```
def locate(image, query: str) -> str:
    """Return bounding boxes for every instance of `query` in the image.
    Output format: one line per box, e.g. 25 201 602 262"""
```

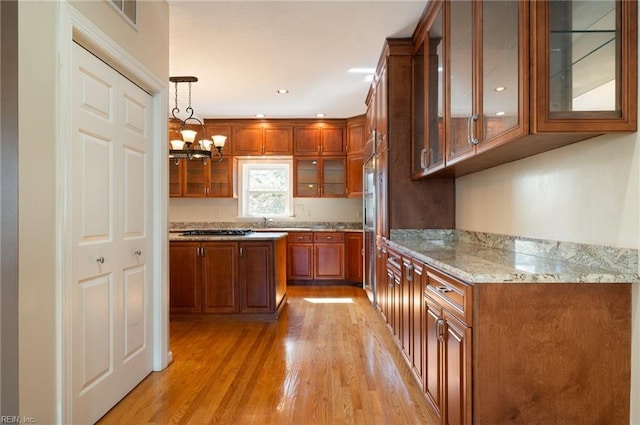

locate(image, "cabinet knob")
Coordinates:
96 256 105 264
134 250 142 256
435 285 453 294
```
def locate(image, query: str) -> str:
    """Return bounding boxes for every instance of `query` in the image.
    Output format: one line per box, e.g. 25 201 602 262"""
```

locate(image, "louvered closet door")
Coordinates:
70 42 153 425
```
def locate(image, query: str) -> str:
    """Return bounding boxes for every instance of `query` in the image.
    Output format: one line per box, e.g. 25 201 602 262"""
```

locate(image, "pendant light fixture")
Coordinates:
169 76 226 165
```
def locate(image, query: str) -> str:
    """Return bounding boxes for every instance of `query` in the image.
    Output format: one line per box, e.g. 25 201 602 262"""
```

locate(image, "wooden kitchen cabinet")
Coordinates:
411 0 637 178
232 123 293 156
182 158 233 198
169 242 201 313
369 39 455 238
293 123 346 156
170 238 287 318
376 238 631 424
344 231 363 283
287 232 314 280
346 116 365 198
314 232 345 280
294 157 346 198
287 231 353 282
169 159 183 197
201 242 237 313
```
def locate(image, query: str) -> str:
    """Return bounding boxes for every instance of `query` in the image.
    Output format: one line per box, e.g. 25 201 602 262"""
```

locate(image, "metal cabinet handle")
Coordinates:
467 114 479 146
405 264 414 282
96 256 105 264
134 250 142 256
240 247 244 257
297 236 304 240
420 148 427 170
435 285 453 293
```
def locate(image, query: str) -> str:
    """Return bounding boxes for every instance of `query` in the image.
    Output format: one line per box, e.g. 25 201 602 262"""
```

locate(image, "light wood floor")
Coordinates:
98 285 439 425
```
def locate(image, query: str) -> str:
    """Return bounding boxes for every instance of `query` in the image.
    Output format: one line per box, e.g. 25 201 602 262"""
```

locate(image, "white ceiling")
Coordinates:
169 0 428 120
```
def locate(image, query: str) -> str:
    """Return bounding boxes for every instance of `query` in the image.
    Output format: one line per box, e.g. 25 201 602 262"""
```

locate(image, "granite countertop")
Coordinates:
389 230 639 284
170 231 288 242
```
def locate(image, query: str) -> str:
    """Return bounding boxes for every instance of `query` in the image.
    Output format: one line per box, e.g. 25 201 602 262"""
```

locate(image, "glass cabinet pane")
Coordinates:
448 0 474 161
482 0 520 141
295 159 319 197
427 7 444 168
183 160 208 196
549 0 619 114
322 158 346 196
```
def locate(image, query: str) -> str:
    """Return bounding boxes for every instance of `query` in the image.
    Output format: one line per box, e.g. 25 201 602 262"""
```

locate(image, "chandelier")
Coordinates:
169 76 226 165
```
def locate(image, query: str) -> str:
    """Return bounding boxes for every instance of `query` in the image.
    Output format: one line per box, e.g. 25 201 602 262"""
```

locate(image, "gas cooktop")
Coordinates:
181 229 254 236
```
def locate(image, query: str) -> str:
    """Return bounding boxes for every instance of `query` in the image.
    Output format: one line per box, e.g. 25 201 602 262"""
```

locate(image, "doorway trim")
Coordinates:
57 4 169 423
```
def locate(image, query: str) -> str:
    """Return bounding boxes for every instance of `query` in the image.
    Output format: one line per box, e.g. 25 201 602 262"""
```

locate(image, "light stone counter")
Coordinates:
388 229 639 284
169 231 288 242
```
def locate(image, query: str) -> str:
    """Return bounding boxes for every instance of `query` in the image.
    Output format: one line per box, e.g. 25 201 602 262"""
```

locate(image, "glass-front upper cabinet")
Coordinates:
446 0 475 165
533 0 637 132
411 4 445 179
481 0 525 145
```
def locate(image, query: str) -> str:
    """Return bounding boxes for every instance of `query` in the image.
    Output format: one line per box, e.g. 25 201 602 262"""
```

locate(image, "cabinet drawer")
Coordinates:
425 266 472 325
314 232 344 243
288 232 313 243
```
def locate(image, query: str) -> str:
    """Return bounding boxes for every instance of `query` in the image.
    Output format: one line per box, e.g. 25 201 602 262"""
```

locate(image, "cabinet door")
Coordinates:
294 158 319 197
321 157 346 197
346 119 365 154
533 0 637 132
263 126 293 155
201 242 238 313
232 126 263 155
183 160 209 197
239 242 273 313
413 6 446 177
375 242 388 320
446 0 476 165
479 0 527 149
346 154 363 198
375 147 388 238
424 296 443 420
345 232 363 283
314 243 344 279
293 127 320 155
443 312 472 425
207 157 233 198
169 159 183 197
169 242 201 313
400 258 412 358
321 127 346 155
411 261 425 380
287 242 314 280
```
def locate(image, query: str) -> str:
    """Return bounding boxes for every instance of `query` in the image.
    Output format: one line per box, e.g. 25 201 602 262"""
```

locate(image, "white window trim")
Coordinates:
237 158 294 219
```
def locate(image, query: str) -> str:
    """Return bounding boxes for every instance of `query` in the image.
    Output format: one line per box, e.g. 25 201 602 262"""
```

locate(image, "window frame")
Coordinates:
237 158 294 219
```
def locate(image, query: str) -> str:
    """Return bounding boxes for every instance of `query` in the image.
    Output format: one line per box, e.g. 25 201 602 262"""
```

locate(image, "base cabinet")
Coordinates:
170 238 287 318
377 241 631 425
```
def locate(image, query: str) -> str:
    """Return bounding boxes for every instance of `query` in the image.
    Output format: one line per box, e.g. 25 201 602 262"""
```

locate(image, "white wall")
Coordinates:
455 131 640 422
169 197 362 223
17 1 169 423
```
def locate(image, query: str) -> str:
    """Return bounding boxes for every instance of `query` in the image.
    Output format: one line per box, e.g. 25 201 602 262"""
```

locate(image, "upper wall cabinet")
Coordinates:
294 123 346 156
231 123 293 156
411 0 637 178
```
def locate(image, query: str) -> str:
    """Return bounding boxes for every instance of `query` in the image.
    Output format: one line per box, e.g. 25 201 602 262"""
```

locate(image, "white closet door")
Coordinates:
70 42 152 425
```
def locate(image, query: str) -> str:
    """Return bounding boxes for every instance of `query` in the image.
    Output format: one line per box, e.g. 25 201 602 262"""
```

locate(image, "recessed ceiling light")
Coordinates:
316 113 326 118
494 86 506 92
277 89 289 94
348 68 376 74
496 111 506 116
255 113 265 118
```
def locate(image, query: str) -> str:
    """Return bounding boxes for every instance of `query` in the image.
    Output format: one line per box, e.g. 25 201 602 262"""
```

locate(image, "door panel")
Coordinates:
71 42 153 424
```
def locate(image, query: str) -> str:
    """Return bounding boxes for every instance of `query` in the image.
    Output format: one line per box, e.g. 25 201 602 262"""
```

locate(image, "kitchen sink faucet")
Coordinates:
262 217 273 228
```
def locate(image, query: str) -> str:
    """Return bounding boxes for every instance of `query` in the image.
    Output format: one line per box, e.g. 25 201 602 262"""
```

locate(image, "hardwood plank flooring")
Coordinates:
97 285 439 425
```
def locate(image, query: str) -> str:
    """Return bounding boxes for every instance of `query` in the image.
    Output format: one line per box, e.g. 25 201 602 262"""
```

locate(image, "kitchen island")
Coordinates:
379 229 637 425
169 230 288 320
